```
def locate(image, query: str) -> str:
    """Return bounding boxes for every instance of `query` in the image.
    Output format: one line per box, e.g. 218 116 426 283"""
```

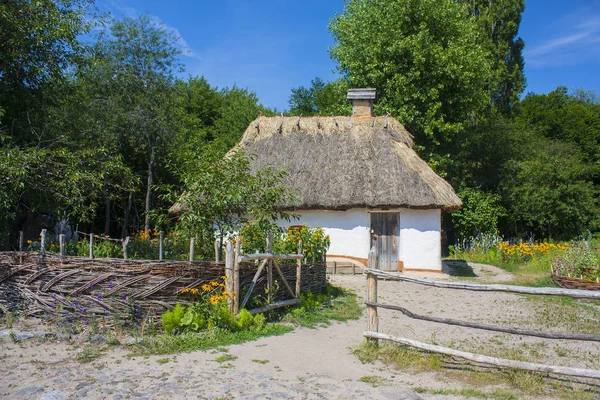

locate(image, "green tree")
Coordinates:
460 0 526 115
288 78 350 116
85 15 183 233
171 151 297 258
329 0 494 170
452 187 506 237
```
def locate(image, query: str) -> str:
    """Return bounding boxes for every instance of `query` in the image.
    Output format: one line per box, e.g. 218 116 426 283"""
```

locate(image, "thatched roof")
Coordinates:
235 115 462 212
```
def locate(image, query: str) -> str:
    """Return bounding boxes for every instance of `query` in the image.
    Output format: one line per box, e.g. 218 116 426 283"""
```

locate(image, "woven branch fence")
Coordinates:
0 251 326 323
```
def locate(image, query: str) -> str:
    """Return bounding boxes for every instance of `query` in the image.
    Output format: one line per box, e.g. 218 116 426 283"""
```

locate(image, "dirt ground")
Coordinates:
1 262 599 399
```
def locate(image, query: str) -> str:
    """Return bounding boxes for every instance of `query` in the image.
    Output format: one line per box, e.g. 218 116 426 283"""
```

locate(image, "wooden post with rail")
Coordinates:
225 241 234 313
266 231 273 303
366 245 378 344
234 239 241 314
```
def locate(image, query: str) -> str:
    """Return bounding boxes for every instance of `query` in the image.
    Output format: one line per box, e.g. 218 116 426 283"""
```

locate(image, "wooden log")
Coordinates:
239 253 304 261
225 242 234 313
247 298 301 315
272 259 296 299
296 240 302 298
363 331 600 380
59 234 66 262
240 259 268 310
234 239 241 314
362 268 600 300
266 231 273 304
159 231 164 261
189 237 195 262
89 232 94 259
366 271 378 343
364 301 600 342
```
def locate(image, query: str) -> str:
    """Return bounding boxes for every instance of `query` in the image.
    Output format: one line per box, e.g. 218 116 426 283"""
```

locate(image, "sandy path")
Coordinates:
1 264 599 399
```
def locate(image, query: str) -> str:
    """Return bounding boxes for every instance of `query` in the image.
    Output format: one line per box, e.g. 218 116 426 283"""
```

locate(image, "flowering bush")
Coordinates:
240 222 330 263
498 241 568 264
161 277 265 334
551 241 600 281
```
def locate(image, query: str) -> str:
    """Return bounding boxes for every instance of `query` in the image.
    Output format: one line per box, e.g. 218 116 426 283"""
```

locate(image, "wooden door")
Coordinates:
370 212 399 271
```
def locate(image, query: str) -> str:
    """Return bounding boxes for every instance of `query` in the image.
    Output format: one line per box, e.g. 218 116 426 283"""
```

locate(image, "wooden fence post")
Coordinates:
366 271 379 344
214 239 220 262
234 239 241 314
59 234 66 262
39 229 47 263
89 232 94 259
122 236 130 260
296 239 303 298
266 231 273 303
367 245 376 270
159 231 164 261
225 242 234 313
189 237 195 262
19 231 24 251
333 261 337 275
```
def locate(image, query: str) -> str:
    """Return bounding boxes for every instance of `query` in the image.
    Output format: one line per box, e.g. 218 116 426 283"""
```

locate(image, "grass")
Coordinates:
355 341 600 399
358 375 390 387
251 359 269 364
76 344 105 363
214 354 238 363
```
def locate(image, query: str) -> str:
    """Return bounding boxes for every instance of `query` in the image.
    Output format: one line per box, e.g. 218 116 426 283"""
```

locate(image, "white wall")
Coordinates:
399 209 442 271
278 208 442 271
278 209 371 260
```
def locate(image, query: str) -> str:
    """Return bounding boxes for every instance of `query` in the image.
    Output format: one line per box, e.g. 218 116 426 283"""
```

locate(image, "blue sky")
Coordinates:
98 0 600 110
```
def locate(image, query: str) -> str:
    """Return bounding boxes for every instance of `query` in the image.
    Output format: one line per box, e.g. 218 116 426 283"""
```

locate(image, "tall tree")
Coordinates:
460 0 526 115
86 15 183 233
329 0 494 172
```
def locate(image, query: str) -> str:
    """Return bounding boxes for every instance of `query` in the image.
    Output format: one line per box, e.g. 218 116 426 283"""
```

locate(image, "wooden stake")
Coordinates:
39 229 47 263
295 240 302 298
234 239 241 314
59 234 66 262
19 231 24 252
266 231 273 304
122 236 130 260
214 239 220 262
89 232 94 259
225 241 234 313
159 231 164 261
247 298 301 315
189 237 195 262
272 259 296 298
366 271 378 344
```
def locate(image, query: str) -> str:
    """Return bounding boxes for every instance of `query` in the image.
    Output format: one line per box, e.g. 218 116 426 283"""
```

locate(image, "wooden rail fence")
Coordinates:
363 268 600 380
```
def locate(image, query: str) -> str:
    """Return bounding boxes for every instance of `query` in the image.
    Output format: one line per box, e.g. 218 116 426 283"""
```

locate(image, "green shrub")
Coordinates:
161 303 185 333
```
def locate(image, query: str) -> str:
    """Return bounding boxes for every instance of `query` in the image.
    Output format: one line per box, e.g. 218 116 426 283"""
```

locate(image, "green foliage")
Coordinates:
239 223 331 263
161 304 185 334
288 78 351 116
552 240 600 281
330 0 494 166
452 188 506 237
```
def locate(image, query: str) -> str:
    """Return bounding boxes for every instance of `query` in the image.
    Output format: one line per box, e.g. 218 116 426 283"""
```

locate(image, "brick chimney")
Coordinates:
347 88 376 117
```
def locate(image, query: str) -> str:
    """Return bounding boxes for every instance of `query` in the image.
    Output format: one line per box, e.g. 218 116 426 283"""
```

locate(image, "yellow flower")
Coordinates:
27 240 32 244
210 295 221 305
210 281 219 287
201 284 212 292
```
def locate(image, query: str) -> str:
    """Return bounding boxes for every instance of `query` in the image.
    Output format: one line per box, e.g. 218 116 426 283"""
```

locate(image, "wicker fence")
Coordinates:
0 251 326 323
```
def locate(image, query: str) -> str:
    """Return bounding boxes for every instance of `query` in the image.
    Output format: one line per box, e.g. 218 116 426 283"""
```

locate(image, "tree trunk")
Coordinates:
121 192 133 239
104 195 111 236
144 150 155 233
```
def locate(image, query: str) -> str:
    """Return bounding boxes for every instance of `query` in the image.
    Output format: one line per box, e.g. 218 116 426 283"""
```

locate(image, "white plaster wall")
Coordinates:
399 209 442 271
277 209 371 259
277 208 442 271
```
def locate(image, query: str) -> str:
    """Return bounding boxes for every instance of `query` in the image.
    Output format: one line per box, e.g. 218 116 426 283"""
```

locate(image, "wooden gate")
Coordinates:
370 212 399 271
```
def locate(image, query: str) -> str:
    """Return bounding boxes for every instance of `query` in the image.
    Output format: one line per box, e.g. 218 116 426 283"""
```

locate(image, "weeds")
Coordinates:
76 345 105 363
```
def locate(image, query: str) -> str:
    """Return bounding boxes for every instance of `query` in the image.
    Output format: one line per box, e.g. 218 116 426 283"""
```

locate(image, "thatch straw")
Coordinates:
235 116 462 211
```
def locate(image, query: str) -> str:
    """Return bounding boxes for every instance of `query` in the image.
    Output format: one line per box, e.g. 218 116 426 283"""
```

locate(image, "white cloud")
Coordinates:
525 11 600 67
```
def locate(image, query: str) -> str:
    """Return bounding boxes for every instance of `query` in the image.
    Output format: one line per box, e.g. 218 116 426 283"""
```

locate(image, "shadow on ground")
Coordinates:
442 259 477 277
